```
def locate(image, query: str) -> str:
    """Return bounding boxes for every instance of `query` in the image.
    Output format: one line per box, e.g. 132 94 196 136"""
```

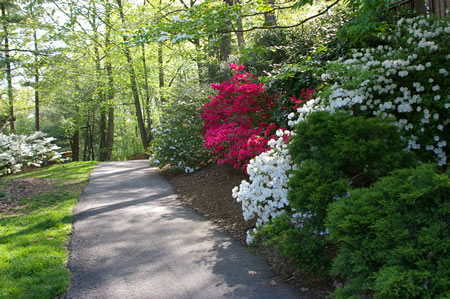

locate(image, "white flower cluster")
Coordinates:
232 129 294 244
0 131 61 176
300 16 449 166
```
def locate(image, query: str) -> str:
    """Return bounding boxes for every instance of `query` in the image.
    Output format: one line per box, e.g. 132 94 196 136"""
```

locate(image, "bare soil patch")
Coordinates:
161 163 333 298
0 178 54 213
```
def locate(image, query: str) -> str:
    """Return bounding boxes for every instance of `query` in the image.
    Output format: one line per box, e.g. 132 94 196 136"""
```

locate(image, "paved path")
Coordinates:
66 160 299 298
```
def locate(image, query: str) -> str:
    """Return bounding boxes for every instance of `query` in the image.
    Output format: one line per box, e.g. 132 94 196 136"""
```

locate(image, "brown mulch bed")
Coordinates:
161 163 334 298
0 178 54 213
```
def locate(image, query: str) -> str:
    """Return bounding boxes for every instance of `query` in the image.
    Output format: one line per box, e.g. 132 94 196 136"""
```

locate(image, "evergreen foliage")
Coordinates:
327 164 450 298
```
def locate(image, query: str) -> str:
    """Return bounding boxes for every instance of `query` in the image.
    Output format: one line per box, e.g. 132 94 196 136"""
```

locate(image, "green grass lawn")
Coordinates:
0 162 97 298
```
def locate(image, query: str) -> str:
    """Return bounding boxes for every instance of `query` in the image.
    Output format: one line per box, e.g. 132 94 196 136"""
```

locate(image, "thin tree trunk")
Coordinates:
99 109 107 160
219 30 231 61
141 43 152 142
105 0 114 160
83 126 89 161
90 1 107 161
71 130 80 161
116 0 148 149
33 26 40 131
1 4 14 131
157 0 165 103
235 16 245 50
106 104 114 159
219 0 233 61
90 120 95 160
158 42 164 103
264 0 277 26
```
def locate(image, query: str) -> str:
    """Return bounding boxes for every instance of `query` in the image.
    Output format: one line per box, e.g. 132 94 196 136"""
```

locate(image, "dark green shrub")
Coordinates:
327 164 450 298
253 213 332 276
288 111 416 230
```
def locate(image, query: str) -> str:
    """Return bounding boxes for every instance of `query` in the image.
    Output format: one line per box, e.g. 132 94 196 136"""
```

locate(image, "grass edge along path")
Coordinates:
0 162 97 298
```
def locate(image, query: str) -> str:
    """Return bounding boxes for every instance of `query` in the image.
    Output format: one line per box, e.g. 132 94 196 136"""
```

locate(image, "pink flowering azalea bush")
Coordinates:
200 64 278 171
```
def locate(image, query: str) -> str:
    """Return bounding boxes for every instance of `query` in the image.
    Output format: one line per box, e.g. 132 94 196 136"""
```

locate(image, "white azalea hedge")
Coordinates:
233 15 449 244
0 132 61 176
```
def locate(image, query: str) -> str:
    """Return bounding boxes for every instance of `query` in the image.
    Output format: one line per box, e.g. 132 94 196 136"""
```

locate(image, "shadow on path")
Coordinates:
66 160 300 298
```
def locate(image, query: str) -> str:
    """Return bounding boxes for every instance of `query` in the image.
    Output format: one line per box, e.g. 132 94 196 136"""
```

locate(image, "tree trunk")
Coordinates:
99 109 107 160
192 39 207 84
106 104 114 159
264 0 277 26
219 0 233 61
83 126 89 161
1 4 14 131
116 0 148 150
158 42 164 103
89 120 95 160
413 0 427 15
71 130 80 161
90 1 108 161
105 0 115 160
33 27 40 131
141 43 152 143
235 0 245 50
219 31 232 61
235 17 245 50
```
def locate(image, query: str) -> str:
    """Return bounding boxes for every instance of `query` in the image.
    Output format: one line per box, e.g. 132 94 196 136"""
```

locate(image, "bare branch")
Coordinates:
219 0 340 33
240 4 296 18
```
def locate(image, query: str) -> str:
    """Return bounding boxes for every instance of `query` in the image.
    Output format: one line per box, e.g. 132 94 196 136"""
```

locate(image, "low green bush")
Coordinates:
253 213 332 276
327 164 450 298
150 85 212 172
288 111 416 232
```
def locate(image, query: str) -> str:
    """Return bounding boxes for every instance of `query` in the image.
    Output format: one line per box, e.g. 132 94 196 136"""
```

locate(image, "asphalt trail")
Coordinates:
65 160 298 298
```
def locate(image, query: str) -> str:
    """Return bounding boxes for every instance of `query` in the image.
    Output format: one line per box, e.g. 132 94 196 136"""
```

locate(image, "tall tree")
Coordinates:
32 24 40 131
219 0 233 61
1 1 15 131
104 0 115 160
88 0 108 160
23 1 47 132
116 0 149 149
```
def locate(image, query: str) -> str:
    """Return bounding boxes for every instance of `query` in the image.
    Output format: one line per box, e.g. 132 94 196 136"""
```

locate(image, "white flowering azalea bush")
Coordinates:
304 15 449 166
0 131 61 176
232 129 293 244
150 85 212 173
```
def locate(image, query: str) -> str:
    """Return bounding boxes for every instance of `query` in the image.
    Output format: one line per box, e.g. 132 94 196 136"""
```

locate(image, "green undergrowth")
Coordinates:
0 162 97 298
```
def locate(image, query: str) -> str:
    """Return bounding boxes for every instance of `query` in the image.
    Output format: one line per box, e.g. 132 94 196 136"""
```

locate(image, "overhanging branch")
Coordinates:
219 0 340 33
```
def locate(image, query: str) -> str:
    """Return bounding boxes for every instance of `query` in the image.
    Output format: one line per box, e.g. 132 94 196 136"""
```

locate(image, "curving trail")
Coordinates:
66 160 299 298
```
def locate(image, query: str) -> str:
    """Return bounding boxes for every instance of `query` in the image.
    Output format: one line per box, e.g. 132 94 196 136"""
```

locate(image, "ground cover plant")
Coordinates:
0 162 96 298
